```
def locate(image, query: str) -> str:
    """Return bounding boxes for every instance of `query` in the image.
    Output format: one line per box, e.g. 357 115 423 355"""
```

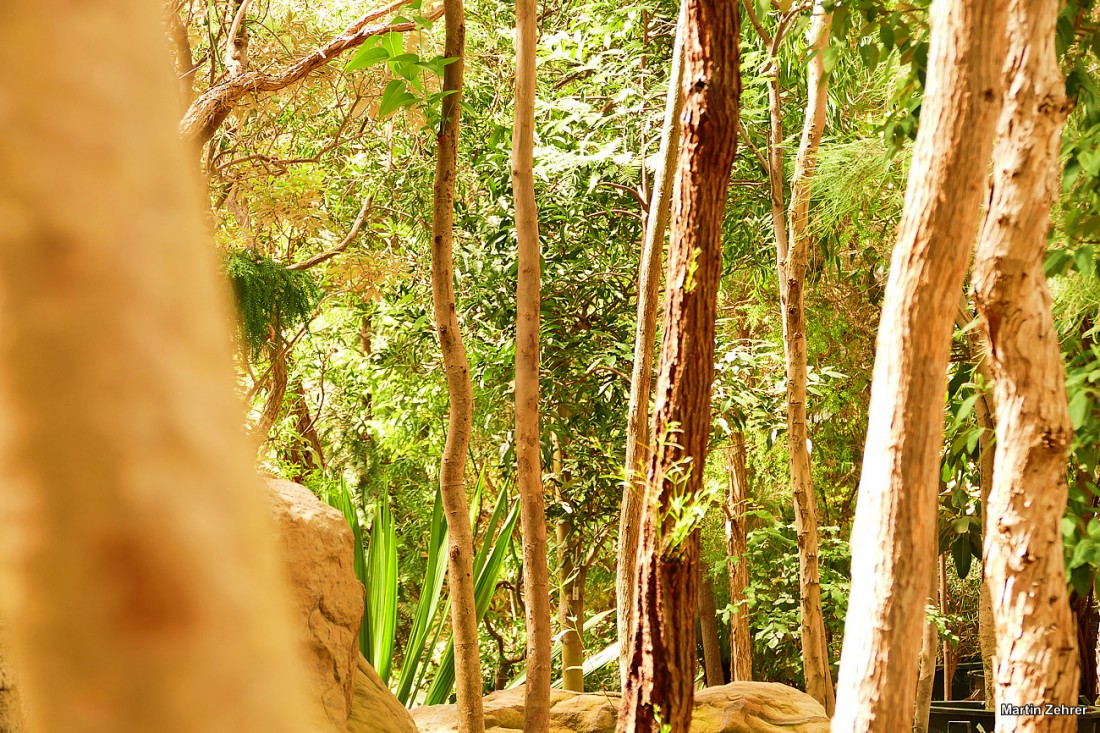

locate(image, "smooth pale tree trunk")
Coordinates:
552 433 585 693
831 1 1008 730
618 4 686 686
773 1 835 712
914 561 939 733
556 520 585 693
725 435 753 681
974 0 1079 727
0 2 317 732
512 0 552 729
429 3 484 732
615 1 741 730
698 562 725 687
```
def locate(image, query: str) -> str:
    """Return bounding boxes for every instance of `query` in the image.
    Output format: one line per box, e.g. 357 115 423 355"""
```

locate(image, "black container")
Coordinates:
928 701 1100 733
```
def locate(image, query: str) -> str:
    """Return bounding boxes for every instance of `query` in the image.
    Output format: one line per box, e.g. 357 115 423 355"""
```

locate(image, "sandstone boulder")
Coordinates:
411 682 829 733
269 477 364 731
348 653 417 733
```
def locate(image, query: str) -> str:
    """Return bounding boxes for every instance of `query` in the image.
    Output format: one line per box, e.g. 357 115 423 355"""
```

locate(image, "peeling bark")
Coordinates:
974 0 1080 728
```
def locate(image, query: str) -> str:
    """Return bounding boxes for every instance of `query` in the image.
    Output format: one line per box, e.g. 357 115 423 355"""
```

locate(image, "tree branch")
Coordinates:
287 196 373 271
180 0 442 147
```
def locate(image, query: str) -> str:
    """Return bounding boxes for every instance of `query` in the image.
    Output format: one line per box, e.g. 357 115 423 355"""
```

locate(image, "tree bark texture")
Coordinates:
429 2 485 732
973 0 1079 727
512 0 552 729
0 2 317 731
615 1 741 730
831 1 1008 730
776 1 834 712
698 562 725 687
914 561 939 733
957 297 1000 710
618 4 686 686
725 436 753 682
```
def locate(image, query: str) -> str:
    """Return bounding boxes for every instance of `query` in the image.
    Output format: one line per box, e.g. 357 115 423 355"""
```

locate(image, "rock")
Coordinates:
267 478 414 733
411 682 830 733
267 478 365 732
347 653 418 733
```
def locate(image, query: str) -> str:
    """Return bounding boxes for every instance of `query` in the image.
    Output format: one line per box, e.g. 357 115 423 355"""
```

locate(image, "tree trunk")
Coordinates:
831 1 1008 729
618 4 686 686
973 0 1080 727
776 1 834 712
975 396 997 709
556 520 585 693
0 2 317 731
615 1 741 730
955 297 998 709
939 554 955 702
914 561 939 733
286 382 325 483
512 0 552 729
725 436 753 682
698 562 725 687
429 2 485 732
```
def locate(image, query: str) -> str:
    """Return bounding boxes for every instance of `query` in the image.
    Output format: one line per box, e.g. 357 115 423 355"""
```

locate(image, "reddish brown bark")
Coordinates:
615 0 741 730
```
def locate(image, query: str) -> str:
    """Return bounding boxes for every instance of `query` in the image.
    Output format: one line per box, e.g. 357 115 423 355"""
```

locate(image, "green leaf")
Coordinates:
951 534 973 578
381 31 405 57
365 498 398 682
346 45 390 71
1069 389 1091 429
378 80 416 117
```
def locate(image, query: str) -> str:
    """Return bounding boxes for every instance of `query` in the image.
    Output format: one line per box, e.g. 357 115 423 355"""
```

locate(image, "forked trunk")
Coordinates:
429 2 485 732
0 2 316 730
618 4 686 685
513 0 552 728
725 435 753 681
973 0 1080 727
615 1 741 730
831 1 1007 729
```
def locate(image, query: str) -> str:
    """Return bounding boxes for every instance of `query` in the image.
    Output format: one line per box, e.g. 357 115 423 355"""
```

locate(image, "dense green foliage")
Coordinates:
178 0 1100 702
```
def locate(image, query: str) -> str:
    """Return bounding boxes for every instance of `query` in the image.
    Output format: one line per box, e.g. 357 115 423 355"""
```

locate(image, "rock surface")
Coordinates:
269 477 365 731
348 653 418 733
411 682 830 733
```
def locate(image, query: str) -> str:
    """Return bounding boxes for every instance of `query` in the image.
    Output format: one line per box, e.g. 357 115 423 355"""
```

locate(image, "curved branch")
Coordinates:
180 0 442 147
287 196 373 271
